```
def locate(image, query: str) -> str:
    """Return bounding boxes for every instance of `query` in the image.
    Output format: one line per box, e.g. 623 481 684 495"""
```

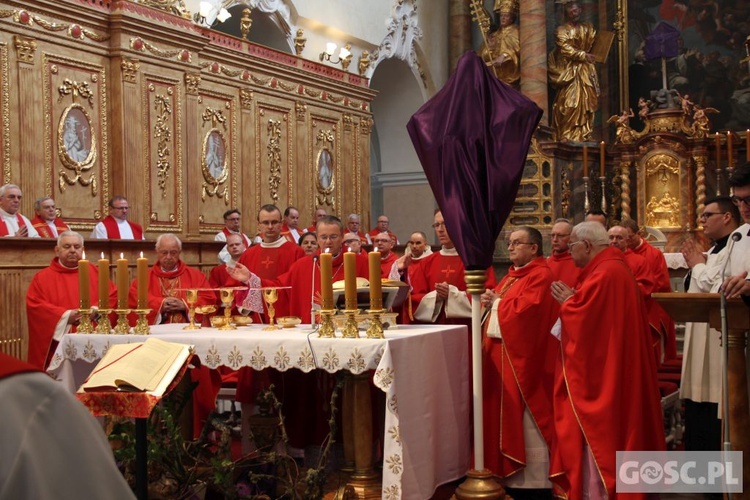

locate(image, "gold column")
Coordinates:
449 0 472 74
184 72 201 238
519 0 549 124
345 372 380 499
619 159 631 220
14 35 41 212
694 155 707 228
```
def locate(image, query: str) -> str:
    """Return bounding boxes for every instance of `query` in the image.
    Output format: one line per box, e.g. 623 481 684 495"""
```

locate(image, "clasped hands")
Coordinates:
550 280 575 304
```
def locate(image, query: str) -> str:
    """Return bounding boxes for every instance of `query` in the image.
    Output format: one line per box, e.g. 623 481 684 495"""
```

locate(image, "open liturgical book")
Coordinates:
79 337 193 397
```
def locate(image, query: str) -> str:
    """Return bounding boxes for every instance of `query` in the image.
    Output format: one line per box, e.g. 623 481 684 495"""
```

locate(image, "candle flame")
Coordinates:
374 246 379 252
140 251 144 258
101 252 104 259
81 250 86 260
324 247 330 253
348 246 352 253
120 252 124 259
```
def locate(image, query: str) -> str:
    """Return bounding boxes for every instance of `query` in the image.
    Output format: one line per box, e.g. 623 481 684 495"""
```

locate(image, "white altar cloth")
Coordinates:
48 323 470 500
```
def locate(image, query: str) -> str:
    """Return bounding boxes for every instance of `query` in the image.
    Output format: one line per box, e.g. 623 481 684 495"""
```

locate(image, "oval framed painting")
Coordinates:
57 103 96 169
202 128 228 184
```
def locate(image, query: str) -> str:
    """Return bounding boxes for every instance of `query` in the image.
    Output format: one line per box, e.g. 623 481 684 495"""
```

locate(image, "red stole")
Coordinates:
379 251 398 278
0 352 39 379
222 227 252 247
102 215 143 239
31 215 69 238
0 213 26 236
482 257 563 491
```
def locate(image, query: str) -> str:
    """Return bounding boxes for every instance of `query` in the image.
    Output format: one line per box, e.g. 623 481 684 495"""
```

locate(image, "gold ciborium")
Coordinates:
183 289 201 330
262 288 279 330
219 288 236 330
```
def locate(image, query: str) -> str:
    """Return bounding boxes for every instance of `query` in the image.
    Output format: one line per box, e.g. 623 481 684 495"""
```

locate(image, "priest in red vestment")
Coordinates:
622 218 677 361
90 195 144 240
411 210 494 324
546 219 579 287
304 207 327 234
550 222 665 499
481 227 563 496
280 206 303 244
214 208 253 263
0 184 39 237
345 213 371 245
371 232 399 278
31 196 69 238
367 214 399 244
26 231 116 369
229 216 370 449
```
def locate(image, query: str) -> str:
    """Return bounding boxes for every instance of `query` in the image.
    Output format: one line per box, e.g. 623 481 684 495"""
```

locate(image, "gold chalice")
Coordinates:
183 289 201 330
219 288 236 330
262 288 279 330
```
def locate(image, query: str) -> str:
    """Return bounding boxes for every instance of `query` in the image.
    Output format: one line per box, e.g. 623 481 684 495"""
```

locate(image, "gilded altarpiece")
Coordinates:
143 76 182 231
197 89 238 234
253 95 293 212
640 150 685 230
43 54 109 227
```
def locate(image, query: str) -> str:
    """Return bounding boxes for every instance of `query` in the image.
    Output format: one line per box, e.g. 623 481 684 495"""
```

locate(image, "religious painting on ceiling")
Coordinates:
627 0 749 130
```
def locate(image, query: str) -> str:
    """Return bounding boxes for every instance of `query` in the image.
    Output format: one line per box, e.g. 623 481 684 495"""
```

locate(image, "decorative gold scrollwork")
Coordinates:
267 119 282 203
153 94 172 198
202 107 227 129
315 129 335 207
201 128 229 205
57 103 97 195
58 78 94 107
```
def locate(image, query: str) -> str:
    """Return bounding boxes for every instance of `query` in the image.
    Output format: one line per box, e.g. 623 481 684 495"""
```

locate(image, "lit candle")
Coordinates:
343 248 357 310
319 249 333 310
716 132 721 167
368 247 382 310
599 141 606 177
727 130 733 168
582 145 588 177
116 253 129 309
137 252 148 309
98 252 110 310
78 251 90 309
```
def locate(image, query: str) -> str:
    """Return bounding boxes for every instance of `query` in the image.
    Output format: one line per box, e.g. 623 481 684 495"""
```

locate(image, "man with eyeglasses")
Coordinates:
30 196 69 238
368 214 399 245
722 163 750 299
479 227 562 497
345 213 371 245
372 233 399 278
342 232 366 255
550 221 664 499
679 196 740 455
547 218 579 287
215 208 253 263
90 195 144 240
0 184 39 238
410 209 495 323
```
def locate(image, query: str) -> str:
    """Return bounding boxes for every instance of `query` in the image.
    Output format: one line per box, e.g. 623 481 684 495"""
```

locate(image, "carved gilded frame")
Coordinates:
315 128 335 206
57 103 97 187
201 127 229 202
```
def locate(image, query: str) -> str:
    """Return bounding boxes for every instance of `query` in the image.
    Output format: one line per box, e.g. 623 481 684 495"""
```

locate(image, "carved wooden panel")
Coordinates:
143 75 182 231
42 53 109 227
0 42 8 184
0 269 25 359
254 94 294 213
197 87 238 233
309 109 342 216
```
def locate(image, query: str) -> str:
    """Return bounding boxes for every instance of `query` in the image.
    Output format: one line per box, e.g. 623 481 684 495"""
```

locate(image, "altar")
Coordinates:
48 323 471 500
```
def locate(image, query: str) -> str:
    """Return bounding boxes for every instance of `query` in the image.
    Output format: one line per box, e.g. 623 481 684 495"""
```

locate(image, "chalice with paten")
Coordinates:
219 288 236 330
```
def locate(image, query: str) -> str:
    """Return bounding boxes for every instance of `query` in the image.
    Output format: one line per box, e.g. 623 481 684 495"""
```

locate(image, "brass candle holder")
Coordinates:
262 288 279 330
133 309 151 335
94 309 113 334
365 309 385 339
113 309 131 334
317 309 336 338
183 289 201 330
341 309 359 338
77 308 95 334
219 288 237 331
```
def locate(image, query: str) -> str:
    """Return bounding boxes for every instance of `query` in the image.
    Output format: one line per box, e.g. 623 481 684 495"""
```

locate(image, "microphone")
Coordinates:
720 231 742 280
719 230 741 461
310 255 318 329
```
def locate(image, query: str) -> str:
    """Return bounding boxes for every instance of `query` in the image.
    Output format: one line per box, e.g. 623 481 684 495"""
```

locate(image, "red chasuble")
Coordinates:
26 258 117 369
546 251 580 288
30 215 69 238
552 247 664 499
101 215 144 240
127 260 214 325
410 250 495 324
237 240 305 319
367 228 399 245
632 239 676 360
0 212 27 236
379 251 398 278
483 257 563 491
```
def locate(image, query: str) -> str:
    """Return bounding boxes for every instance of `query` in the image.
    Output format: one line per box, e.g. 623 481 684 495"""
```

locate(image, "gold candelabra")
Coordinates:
113 309 131 334
341 309 359 338
94 309 113 334
365 309 385 339
133 309 151 335
318 309 336 338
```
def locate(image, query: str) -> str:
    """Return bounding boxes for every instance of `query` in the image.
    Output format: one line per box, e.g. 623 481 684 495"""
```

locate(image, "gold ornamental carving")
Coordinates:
267 119 282 203
14 35 36 64
120 57 140 84
0 43 9 185
240 89 253 109
58 79 94 107
644 152 681 228
240 8 252 40
153 93 173 198
201 107 229 204
295 101 307 122
57 103 97 195
137 0 190 18
294 29 306 56
694 155 707 226
185 73 200 95
342 113 353 131
315 129 335 207
360 117 373 135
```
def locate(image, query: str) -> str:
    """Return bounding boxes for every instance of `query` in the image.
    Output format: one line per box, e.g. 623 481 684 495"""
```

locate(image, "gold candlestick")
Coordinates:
262 288 279 330
94 309 113 334
341 309 359 338
219 288 236 330
365 309 385 339
183 289 201 330
113 309 131 334
318 309 336 338
77 308 94 334
133 309 151 335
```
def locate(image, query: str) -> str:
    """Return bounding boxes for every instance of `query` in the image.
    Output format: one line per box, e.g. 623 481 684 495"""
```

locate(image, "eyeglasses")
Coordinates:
373 239 391 244
507 240 533 248
432 222 446 229
569 240 586 248
731 195 750 206
377 220 389 224
550 233 570 239
698 212 723 220
343 240 358 245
